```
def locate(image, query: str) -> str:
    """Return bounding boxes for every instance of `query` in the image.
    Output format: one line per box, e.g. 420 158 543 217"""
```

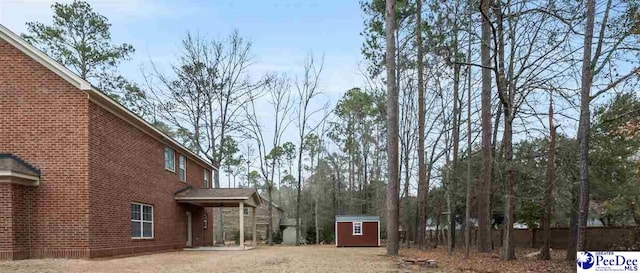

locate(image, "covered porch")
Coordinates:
175 188 262 250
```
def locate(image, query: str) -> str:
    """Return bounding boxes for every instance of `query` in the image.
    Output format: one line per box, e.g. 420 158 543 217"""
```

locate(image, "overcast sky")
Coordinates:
0 0 366 95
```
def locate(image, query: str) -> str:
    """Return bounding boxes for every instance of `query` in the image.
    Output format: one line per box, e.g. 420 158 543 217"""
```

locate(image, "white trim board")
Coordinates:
0 171 40 186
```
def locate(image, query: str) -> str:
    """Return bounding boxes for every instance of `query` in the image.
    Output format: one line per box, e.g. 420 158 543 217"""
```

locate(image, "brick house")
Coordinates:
0 24 261 260
215 197 284 243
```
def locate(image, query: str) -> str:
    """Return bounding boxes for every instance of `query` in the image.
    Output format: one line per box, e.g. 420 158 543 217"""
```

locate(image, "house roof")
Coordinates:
336 215 380 222
258 194 284 211
0 24 214 171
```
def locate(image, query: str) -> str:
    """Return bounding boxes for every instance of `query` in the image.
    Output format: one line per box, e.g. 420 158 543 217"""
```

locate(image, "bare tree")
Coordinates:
243 74 293 246
476 0 577 259
295 54 326 246
574 0 640 253
144 31 258 245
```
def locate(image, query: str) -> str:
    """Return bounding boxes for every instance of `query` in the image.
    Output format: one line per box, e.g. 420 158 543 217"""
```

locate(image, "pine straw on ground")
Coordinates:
400 247 575 273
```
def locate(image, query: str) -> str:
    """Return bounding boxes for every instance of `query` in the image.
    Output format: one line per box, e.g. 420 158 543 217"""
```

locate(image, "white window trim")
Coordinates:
352 221 363 236
165 147 175 172
179 155 186 182
204 169 210 188
131 203 154 239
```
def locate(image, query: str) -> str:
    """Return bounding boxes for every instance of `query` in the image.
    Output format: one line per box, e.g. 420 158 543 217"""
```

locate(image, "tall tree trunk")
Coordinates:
434 196 442 248
385 0 399 256
445 153 453 255
315 197 319 244
577 0 595 252
403 145 410 244
449 61 461 254
296 143 303 245
566 179 579 261
278 168 282 207
267 185 274 245
464 6 473 258
363 145 369 214
539 94 556 260
478 0 493 253
214 165 224 245
349 128 354 212
501 115 516 260
416 0 427 250
494 0 515 259
268 158 277 245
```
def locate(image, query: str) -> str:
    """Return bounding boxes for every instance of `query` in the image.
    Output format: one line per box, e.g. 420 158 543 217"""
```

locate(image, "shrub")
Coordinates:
233 230 253 245
272 230 283 244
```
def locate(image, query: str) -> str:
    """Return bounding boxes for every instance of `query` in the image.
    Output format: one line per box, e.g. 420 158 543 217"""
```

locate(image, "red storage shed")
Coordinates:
335 216 380 247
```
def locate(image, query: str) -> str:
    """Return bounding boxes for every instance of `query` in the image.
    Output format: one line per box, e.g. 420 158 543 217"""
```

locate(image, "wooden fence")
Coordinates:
426 226 639 250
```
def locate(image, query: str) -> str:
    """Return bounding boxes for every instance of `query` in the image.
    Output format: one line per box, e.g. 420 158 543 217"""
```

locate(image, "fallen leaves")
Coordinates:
399 246 574 273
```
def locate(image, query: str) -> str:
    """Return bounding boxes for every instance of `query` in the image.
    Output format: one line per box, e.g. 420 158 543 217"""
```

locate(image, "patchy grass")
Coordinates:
399 246 575 273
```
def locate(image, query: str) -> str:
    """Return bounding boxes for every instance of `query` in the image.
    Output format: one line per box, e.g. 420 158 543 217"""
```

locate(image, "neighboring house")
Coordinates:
215 196 284 243
0 24 261 260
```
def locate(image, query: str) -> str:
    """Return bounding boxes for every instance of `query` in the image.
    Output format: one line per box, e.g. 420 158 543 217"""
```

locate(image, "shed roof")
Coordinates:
336 215 380 222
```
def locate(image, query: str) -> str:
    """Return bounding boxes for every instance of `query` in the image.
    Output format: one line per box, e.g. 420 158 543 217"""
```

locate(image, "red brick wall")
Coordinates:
0 39 91 259
336 221 379 247
11 184 32 260
203 208 213 245
0 184 13 259
87 102 210 257
1 38 214 259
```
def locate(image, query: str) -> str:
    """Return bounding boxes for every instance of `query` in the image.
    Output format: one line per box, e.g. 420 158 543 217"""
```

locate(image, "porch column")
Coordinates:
239 202 245 248
252 206 257 246
212 209 216 246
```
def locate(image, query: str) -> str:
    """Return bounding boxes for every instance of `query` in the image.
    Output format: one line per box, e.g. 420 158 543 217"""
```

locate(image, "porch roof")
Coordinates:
0 154 40 186
174 187 262 208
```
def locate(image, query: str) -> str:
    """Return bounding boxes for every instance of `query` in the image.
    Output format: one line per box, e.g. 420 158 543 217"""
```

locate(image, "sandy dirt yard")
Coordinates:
0 245 576 273
0 245 400 273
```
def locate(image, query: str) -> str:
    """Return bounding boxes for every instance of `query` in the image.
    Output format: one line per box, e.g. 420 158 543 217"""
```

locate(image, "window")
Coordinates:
131 203 153 239
204 169 210 188
352 222 363 236
203 213 208 229
243 207 249 216
179 155 186 182
164 147 175 172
